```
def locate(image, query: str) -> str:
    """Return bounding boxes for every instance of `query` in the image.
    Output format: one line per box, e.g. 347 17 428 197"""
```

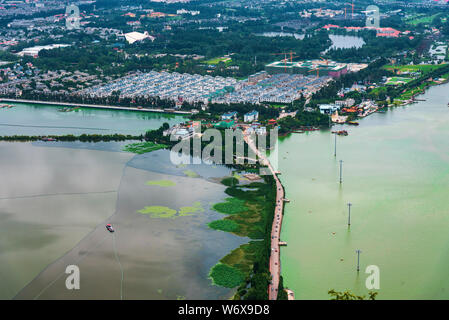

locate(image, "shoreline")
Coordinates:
244 134 290 300
0 98 192 115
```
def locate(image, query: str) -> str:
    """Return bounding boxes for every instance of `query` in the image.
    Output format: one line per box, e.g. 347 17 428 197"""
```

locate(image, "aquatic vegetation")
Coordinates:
208 219 240 232
207 177 277 299
183 170 200 178
212 198 248 215
220 242 265 275
209 263 245 288
221 177 239 187
123 141 167 154
138 201 203 219
145 180 176 187
137 206 177 219
178 201 204 216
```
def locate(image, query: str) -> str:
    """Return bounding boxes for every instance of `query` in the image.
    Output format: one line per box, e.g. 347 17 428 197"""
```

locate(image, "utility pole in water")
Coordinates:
356 249 362 272
334 134 337 157
347 202 352 226
339 160 343 184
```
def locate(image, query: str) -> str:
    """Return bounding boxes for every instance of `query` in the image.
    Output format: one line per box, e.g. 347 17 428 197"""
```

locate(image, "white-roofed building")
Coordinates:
124 31 155 44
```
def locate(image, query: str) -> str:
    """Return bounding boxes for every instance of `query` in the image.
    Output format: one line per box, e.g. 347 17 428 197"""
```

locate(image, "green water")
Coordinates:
275 83 449 299
0 103 186 136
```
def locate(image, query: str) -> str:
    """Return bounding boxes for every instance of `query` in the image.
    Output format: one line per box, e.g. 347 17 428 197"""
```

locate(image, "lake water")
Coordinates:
274 83 449 299
0 102 186 136
0 103 245 300
254 33 364 55
322 35 366 55
328 35 365 50
255 32 305 40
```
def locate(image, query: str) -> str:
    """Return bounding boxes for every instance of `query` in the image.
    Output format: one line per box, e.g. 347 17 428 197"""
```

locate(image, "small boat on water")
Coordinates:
332 130 348 136
347 121 359 126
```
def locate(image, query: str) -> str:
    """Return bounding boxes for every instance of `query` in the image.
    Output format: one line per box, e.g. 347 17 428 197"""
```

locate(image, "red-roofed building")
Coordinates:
376 27 400 38
322 24 341 30
346 26 363 32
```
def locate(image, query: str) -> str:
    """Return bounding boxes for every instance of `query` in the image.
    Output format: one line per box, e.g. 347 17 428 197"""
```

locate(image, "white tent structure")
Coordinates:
124 31 155 44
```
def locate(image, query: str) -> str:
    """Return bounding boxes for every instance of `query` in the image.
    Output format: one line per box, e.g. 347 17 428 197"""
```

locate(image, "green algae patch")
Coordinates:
123 142 167 154
208 219 240 232
212 198 248 215
138 206 177 219
209 263 245 288
183 170 200 178
145 180 176 187
179 201 204 216
138 201 203 219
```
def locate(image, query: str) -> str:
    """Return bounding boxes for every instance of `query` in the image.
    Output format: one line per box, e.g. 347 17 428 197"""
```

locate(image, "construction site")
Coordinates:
265 58 348 78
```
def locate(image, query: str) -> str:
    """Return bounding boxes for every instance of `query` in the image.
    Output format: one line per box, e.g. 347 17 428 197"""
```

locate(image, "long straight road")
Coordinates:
244 134 286 300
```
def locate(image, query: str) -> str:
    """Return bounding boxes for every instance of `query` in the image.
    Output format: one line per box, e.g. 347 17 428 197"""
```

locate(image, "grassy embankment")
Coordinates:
376 64 449 104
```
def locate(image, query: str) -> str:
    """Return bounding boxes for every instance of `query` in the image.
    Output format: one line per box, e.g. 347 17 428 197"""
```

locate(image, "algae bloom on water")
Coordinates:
208 219 240 232
212 198 248 215
178 201 204 216
145 180 176 187
209 263 245 288
137 206 177 219
123 141 167 154
183 170 200 178
138 201 204 219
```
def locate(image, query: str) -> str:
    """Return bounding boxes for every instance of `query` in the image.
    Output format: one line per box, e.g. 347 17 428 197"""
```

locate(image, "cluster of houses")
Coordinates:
221 110 259 122
319 98 379 122
219 110 270 134
163 121 201 140
163 111 270 141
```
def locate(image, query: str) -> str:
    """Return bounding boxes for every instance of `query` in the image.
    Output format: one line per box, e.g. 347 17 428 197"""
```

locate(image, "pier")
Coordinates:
285 289 295 300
